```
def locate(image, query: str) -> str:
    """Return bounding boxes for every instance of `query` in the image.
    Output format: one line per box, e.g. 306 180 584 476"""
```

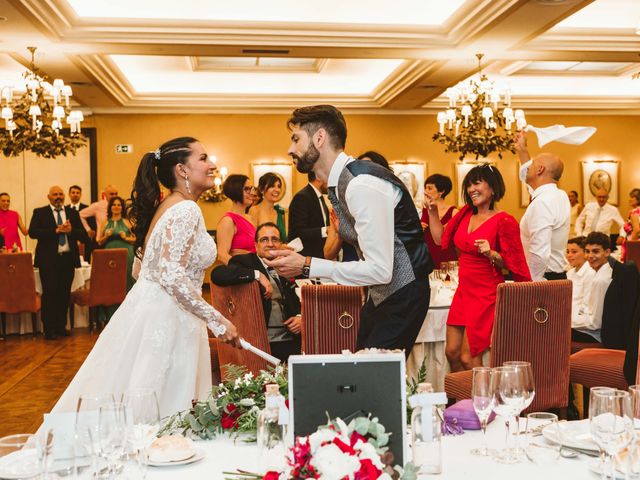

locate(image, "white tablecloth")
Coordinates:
146 420 597 479
4 266 91 335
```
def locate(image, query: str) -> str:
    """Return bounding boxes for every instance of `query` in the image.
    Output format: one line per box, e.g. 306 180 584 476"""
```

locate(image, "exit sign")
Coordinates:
115 144 133 154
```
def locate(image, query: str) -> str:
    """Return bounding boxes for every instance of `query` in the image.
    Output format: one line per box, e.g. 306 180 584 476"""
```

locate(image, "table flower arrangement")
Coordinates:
159 364 288 440
225 416 418 480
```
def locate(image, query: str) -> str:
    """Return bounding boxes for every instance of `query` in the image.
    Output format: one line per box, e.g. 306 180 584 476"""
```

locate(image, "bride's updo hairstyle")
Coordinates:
127 136 198 256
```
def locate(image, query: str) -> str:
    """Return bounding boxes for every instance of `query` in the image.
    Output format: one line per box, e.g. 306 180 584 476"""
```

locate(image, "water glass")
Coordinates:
470 367 494 456
122 388 160 477
0 434 41 479
503 361 536 455
524 413 560 464
590 389 634 480
491 366 526 464
98 402 127 476
40 429 97 479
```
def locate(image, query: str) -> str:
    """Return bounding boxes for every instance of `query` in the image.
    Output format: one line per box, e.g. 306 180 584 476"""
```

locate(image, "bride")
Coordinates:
49 137 240 417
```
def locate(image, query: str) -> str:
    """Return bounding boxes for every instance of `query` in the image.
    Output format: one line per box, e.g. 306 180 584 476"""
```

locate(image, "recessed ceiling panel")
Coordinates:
552 0 640 29
489 75 640 96
66 0 466 25
110 55 405 95
517 61 633 74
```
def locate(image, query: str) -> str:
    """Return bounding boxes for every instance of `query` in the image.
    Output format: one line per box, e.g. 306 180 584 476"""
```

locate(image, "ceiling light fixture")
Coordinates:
0 47 86 158
432 53 526 161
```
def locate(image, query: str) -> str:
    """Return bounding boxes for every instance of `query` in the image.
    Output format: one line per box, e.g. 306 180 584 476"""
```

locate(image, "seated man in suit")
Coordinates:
211 222 301 361
571 232 613 344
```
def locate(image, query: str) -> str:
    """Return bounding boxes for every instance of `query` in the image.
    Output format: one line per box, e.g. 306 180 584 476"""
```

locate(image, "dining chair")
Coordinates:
444 280 572 414
68 249 128 332
209 280 270 376
0 252 40 337
300 284 364 354
626 240 640 272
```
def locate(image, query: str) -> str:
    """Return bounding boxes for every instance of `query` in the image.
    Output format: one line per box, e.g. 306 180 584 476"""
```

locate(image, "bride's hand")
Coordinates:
217 319 242 348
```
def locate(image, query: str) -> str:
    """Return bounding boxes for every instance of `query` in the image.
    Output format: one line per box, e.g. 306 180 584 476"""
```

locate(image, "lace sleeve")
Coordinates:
154 203 227 336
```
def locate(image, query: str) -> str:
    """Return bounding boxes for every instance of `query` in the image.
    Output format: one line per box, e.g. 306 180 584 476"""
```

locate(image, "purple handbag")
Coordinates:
443 399 496 430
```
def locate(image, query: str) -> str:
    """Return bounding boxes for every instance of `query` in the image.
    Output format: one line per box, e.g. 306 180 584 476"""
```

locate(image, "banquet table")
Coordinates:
146 419 600 479
407 281 455 390
3 265 91 335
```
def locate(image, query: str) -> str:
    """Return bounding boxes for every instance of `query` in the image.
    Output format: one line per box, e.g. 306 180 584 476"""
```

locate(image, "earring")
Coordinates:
184 175 191 194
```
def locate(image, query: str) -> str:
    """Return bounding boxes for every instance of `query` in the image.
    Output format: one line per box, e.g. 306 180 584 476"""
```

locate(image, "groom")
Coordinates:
265 105 432 355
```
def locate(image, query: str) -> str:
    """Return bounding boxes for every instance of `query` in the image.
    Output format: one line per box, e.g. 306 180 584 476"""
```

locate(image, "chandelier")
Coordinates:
432 53 526 161
0 47 86 159
200 161 228 202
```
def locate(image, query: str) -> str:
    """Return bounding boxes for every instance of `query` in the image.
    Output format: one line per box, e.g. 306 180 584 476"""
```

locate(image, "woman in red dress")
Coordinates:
420 174 458 268
426 164 531 371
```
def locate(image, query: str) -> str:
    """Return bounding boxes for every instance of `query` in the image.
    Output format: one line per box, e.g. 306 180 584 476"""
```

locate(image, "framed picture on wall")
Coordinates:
454 161 496 207
390 161 427 206
251 162 294 207
581 160 619 206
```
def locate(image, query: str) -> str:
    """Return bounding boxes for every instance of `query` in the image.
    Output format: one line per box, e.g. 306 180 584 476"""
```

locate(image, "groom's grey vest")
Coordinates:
328 159 433 306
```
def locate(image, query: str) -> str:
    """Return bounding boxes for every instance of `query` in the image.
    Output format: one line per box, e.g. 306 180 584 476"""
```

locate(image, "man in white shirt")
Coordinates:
515 131 571 281
571 232 613 343
574 189 625 240
79 184 118 239
265 105 433 354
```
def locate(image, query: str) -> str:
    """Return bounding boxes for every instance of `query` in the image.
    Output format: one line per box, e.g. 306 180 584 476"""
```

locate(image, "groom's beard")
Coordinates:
291 143 320 174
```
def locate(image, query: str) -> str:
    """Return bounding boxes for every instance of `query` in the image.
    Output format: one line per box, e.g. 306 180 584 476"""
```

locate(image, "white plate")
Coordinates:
148 448 205 467
0 449 41 479
541 419 599 452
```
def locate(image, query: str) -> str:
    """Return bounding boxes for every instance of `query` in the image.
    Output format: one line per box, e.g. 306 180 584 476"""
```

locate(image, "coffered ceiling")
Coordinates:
1 0 639 114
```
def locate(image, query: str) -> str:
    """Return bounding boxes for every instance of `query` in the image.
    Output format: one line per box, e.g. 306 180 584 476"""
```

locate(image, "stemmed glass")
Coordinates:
122 388 160 477
491 366 526 464
76 393 115 477
627 385 640 477
590 389 634 479
98 402 127 477
470 367 494 456
503 361 535 457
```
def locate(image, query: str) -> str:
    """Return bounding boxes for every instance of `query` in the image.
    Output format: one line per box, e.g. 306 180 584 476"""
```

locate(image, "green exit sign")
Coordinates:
115 144 133 154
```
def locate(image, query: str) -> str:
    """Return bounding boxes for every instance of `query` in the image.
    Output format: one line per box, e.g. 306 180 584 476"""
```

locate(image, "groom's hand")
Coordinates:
263 249 305 278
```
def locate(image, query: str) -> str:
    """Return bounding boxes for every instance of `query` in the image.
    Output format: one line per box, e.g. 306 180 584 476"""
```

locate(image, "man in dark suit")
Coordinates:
67 184 94 262
287 171 329 259
211 222 301 361
29 185 87 339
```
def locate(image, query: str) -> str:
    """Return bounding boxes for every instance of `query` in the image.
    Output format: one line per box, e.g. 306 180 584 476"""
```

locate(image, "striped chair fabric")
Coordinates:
569 348 628 390
445 280 572 413
571 341 603 354
301 285 363 354
627 241 640 272
210 281 271 376
0 252 40 337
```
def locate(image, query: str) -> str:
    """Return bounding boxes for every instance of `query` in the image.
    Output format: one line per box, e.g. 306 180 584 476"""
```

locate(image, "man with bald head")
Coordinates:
29 186 86 339
515 132 571 281
575 188 625 240
80 184 118 239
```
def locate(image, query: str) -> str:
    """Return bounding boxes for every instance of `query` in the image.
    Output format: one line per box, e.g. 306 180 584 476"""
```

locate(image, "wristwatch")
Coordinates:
301 256 312 278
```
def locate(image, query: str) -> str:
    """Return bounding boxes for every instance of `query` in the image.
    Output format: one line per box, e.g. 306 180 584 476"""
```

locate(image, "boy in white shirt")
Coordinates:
571 232 613 343
566 236 596 322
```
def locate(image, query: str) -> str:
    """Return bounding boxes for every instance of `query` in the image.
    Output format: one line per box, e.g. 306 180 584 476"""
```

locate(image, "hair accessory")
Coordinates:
153 149 161 161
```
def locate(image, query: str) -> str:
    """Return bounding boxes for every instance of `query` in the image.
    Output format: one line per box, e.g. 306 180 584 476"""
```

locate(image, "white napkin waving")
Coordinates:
526 124 596 148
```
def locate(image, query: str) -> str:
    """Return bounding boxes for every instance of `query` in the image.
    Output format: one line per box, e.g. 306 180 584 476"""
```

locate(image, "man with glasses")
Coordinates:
210 222 301 361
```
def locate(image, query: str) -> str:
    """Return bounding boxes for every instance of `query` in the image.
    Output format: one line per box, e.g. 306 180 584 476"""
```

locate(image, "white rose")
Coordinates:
310 443 360 480
353 440 384 470
308 429 338 452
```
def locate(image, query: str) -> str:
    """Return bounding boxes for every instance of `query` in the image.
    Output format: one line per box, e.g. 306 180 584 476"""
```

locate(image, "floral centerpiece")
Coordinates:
225 416 418 480
159 364 288 440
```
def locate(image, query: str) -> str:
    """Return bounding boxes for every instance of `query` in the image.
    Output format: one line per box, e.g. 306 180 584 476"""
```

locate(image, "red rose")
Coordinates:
263 471 280 480
220 403 240 429
349 431 367 447
333 437 355 455
354 459 381 480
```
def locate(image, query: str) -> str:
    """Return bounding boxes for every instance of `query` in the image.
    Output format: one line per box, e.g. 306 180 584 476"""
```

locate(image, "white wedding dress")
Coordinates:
49 200 224 418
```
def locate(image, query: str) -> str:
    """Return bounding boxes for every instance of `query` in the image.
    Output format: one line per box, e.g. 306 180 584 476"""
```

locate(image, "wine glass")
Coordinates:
503 361 535 457
76 393 115 477
122 388 160 477
590 389 634 480
470 367 494 456
98 402 127 476
491 366 526 464
628 385 640 477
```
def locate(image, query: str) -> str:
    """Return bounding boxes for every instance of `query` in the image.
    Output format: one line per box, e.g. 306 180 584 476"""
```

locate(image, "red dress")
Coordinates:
421 205 458 269
443 206 531 357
